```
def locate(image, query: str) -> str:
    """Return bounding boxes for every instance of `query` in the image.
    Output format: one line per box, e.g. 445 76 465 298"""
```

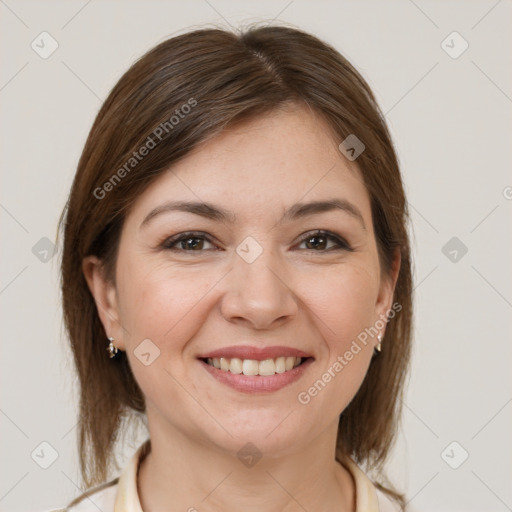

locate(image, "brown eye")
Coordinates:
162 232 216 252
297 230 352 252
160 230 352 254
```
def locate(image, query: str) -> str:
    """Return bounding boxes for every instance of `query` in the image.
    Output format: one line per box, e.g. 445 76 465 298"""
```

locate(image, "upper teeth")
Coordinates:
206 356 302 376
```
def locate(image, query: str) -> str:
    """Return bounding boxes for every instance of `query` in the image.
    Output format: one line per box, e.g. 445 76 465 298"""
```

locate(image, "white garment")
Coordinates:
45 439 400 511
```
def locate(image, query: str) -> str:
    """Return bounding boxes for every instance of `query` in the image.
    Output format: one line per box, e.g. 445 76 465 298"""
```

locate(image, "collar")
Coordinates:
338 454 381 511
114 440 380 511
114 439 149 512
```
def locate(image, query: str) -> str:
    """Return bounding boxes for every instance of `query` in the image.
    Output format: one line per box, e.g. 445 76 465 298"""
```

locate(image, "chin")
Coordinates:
200 406 315 461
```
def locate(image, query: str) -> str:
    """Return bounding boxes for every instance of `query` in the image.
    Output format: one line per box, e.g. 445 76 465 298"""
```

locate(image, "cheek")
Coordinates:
116 257 214 349
307 262 379 379
303 260 380 344
294 263 379 422
115 262 217 406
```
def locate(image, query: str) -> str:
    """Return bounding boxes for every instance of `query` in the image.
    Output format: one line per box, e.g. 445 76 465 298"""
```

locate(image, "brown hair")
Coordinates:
59 23 412 510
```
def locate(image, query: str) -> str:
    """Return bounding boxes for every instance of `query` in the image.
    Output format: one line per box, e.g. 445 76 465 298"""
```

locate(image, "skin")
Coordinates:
84 103 400 512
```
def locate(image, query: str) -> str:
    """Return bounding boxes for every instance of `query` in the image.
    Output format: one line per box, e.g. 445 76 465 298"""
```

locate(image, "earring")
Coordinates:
107 337 120 359
375 334 382 354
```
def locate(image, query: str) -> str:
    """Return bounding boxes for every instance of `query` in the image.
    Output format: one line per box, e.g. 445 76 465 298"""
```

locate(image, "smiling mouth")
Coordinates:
201 356 310 376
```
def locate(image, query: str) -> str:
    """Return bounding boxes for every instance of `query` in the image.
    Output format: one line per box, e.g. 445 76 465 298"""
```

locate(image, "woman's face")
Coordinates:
86 104 399 458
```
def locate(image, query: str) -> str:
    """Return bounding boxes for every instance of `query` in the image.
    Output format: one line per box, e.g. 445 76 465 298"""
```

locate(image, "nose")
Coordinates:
220 243 298 330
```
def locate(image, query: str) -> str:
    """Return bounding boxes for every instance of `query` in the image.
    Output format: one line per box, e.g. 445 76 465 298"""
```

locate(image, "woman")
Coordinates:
53 23 413 512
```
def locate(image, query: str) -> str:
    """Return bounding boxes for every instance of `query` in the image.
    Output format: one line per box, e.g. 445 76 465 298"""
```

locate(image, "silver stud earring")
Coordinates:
375 334 382 354
107 337 119 359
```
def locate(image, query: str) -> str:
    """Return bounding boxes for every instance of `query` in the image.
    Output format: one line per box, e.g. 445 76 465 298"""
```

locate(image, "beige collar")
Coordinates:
114 440 380 511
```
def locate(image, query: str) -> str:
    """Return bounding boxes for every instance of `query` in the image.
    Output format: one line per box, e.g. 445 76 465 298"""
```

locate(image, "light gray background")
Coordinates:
1 1 511 511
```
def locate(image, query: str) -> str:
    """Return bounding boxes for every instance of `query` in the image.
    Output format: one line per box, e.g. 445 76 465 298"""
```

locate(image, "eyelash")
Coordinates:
160 230 353 254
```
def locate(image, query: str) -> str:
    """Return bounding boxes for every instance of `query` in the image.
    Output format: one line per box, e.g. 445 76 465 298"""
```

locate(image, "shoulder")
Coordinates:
375 487 401 511
338 453 409 512
44 439 150 512
376 487 423 512
41 479 118 512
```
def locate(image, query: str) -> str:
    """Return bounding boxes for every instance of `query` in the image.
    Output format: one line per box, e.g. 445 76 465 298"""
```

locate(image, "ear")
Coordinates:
82 255 126 351
375 247 401 335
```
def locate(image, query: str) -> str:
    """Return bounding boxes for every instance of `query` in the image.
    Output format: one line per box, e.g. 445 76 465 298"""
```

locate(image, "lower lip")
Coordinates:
199 358 313 393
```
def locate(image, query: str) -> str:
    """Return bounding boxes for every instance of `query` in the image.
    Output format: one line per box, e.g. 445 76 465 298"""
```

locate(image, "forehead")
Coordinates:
127 105 372 226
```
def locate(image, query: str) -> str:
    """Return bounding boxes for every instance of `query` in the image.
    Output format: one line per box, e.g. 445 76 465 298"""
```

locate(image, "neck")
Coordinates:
137 412 355 512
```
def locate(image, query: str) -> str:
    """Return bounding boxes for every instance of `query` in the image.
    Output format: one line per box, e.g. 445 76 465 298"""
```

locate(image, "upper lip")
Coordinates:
198 345 313 361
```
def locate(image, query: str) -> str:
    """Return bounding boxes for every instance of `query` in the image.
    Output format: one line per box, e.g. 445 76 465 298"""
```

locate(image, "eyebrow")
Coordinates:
140 198 366 230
